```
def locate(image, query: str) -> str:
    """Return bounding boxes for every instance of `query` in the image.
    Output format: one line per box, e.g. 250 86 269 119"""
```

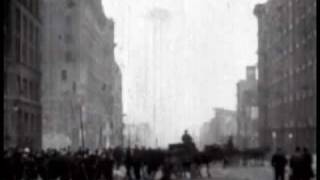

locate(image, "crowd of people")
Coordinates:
2 146 172 180
1 130 201 180
271 146 314 180
2 131 315 180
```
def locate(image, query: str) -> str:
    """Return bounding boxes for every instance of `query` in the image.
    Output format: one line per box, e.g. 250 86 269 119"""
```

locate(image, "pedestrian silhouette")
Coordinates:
301 147 314 180
182 130 193 145
271 147 287 180
289 146 303 180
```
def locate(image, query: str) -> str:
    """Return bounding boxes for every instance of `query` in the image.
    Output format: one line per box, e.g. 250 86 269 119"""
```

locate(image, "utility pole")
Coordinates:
99 126 103 148
79 103 85 148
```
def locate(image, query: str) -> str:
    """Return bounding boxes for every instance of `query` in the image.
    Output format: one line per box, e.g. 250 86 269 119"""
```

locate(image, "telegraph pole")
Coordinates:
79 104 85 148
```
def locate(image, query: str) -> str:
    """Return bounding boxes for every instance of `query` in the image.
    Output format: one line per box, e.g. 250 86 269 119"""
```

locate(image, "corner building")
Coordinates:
254 0 316 153
4 0 42 150
41 0 123 149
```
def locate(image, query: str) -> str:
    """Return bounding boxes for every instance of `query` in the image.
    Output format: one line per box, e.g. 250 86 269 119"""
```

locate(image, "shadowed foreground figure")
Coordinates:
301 147 314 180
288 146 315 180
271 148 287 180
289 147 303 180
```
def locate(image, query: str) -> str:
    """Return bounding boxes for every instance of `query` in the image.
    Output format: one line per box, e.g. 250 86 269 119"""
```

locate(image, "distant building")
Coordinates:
4 0 42 150
213 108 237 144
236 66 259 149
123 122 153 148
199 108 237 148
41 0 123 149
254 0 316 153
199 121 211 149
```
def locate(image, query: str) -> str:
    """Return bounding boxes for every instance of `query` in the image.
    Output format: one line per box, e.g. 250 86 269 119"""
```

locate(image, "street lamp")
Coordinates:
288 133 293 153
77 96 85 148
272 131 277 151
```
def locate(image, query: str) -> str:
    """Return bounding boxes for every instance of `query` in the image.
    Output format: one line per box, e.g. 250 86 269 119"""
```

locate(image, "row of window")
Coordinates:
17 75 40 101
18 110 40 134
268 89 314 108
61 70 108 93
294 5 315 26
15 8 40 69
282 119 314 128
16 7 39 46
16 36 39 69
264 4 315 51
264 0 315 18
270 58 314 85
268 30 315 63
269 118 314 129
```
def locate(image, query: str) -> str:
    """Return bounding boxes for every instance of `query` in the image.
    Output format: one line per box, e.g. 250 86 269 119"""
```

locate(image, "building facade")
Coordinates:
41 0 123 149
4 0 42 150
236 66 259 149
254 0 316 153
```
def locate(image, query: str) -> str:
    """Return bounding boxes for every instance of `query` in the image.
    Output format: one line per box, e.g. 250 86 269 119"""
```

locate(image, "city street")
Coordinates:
195 165 273 180
3 0 316 180
178 162 317 180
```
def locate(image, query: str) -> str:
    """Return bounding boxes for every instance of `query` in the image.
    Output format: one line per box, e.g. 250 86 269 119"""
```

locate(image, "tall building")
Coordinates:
4 0 42 150
41 0 123 149
254 0 316 153
236 66 259 149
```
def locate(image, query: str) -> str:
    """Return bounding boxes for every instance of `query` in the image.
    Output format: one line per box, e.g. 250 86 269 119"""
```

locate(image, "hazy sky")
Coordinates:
102 0 266 147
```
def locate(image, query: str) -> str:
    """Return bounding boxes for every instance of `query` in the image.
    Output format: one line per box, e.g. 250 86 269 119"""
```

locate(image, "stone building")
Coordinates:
236 66 259 149
254 0 316 153
41 0 123 149
4 0 42 150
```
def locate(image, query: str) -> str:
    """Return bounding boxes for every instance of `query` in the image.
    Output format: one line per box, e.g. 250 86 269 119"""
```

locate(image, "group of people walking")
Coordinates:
2 130 315 180
2 146 173 180
1 131 202 180
271 146 315 180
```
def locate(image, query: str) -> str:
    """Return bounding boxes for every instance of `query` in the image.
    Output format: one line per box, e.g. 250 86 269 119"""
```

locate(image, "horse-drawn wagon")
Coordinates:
167 143 198 178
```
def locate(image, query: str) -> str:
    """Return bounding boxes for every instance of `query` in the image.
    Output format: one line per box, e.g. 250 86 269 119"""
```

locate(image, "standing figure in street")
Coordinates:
133 147 142 180
271 148 287 180
161 156 173 180
182 130 193 145
301 147 314 180
289 147 303 180
102 150 114 180
125 148 133 180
